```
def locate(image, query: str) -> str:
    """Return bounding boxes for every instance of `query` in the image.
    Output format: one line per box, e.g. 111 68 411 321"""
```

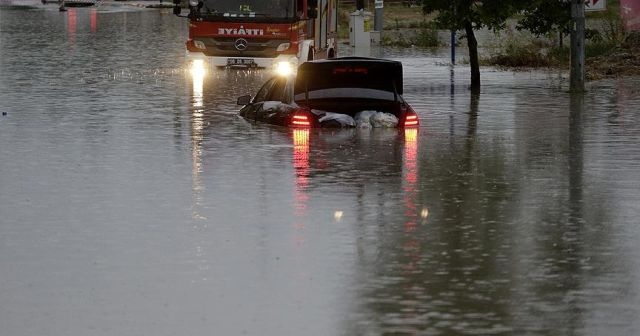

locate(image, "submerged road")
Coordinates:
1 6 640 336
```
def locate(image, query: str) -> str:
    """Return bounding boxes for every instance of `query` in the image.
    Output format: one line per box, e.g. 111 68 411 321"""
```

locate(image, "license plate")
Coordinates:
227 58 256 67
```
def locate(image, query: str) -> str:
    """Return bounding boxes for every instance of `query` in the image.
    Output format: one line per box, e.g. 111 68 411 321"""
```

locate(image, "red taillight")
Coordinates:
403 108 419 127
292 114 311 127
404 114 419 127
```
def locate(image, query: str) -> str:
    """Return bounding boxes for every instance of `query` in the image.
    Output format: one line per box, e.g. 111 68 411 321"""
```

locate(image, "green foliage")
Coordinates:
422 0 524 90
517 0 572 36
586 40 618 58
416 26 441 47
422 0 521 31
547 45 570 65
381 26 441 48
587 0 626 45
337 7 350 38
391 19 434 29
486 42 550 67
517 0 625 44
482 33 621 68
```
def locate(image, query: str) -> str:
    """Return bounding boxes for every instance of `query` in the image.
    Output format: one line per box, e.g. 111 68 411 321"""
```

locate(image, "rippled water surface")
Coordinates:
2 7 640 336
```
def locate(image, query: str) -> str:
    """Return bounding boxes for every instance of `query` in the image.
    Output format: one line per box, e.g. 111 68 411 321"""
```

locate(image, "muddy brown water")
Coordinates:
2 7 640 336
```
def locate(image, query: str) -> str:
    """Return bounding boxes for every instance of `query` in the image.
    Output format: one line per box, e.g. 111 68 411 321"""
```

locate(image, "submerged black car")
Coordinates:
237 57 419 128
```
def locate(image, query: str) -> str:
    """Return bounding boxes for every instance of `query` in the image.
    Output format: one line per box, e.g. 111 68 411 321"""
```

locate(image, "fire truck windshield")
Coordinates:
200 0 297 18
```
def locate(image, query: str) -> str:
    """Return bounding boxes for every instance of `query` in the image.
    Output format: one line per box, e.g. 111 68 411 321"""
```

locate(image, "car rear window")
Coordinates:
294 59 403 103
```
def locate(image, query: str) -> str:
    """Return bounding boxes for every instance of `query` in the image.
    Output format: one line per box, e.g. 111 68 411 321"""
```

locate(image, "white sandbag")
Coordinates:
318 112 356 127
354 110 377 128
263 101 283 110
370 112 398 128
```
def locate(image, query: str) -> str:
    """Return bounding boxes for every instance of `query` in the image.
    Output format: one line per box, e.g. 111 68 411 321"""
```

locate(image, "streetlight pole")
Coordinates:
570 0 585 92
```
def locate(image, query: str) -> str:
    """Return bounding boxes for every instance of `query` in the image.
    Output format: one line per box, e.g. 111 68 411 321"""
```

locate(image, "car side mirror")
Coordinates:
172 0 181 15
237 95 252 105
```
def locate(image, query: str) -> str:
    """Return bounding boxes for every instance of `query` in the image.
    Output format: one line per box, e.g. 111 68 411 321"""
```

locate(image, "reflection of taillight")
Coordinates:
402 107 419 128
291 111 312 127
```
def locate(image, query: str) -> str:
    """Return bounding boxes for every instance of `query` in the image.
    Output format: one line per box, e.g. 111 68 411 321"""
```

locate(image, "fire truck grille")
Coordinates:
201 37 291 58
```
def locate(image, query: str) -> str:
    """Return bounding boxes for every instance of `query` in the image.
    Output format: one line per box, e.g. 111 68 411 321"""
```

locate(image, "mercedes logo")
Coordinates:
234 38 248 51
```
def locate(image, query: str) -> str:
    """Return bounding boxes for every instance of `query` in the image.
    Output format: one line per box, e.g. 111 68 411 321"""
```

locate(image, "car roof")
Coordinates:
294 57 403 96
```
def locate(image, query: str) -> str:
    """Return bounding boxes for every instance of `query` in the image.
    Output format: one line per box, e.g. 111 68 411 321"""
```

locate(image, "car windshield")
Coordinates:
200 0 296 18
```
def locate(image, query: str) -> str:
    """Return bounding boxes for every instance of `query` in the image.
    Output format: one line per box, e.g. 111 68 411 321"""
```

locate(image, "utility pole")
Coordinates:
570 0 585 92
374 0 383 32
450 1 455 65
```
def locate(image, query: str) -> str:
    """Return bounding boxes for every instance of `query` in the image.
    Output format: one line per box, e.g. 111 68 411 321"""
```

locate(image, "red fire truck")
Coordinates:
173 0 338 70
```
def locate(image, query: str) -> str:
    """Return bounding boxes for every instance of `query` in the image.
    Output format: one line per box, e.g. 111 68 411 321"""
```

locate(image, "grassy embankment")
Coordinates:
483 0 639 78
337 2 441 48
338 1 640 78
484 3 624 63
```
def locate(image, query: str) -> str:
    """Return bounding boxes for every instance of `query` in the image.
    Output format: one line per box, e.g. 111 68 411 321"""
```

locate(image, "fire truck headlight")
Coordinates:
275 62 293 76
190 59 206 78
194 40 206 50
276 42 291 52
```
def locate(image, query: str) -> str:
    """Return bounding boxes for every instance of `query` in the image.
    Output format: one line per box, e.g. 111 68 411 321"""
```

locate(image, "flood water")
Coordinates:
2 6 640 336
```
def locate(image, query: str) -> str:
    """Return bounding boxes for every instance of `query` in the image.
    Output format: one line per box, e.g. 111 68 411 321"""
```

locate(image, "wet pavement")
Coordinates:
2 7 640 336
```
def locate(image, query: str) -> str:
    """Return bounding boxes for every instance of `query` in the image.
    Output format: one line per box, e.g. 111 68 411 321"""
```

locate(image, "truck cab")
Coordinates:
174 0 338 70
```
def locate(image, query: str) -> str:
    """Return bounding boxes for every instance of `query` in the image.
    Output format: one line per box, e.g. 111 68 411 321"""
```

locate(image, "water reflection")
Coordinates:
352 91 512 334
188 65 209 282
292 129 310 216
90 8 97 33
569 93 584 219
548 93 586 334
465 92 479 160
67 8 76 46
402 128 419 232
2 8 640 335
292 129 310 248
190 65 205 220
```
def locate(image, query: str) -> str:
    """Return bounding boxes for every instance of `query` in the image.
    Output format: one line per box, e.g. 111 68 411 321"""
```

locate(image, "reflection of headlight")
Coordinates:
275 61 293 76
189 0 198 6
276 42 290 52
190 59 206 78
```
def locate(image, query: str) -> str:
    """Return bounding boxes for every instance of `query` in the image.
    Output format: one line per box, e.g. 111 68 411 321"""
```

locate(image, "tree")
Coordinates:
517 0 572 37
517 0 585 91
422 0 520 93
